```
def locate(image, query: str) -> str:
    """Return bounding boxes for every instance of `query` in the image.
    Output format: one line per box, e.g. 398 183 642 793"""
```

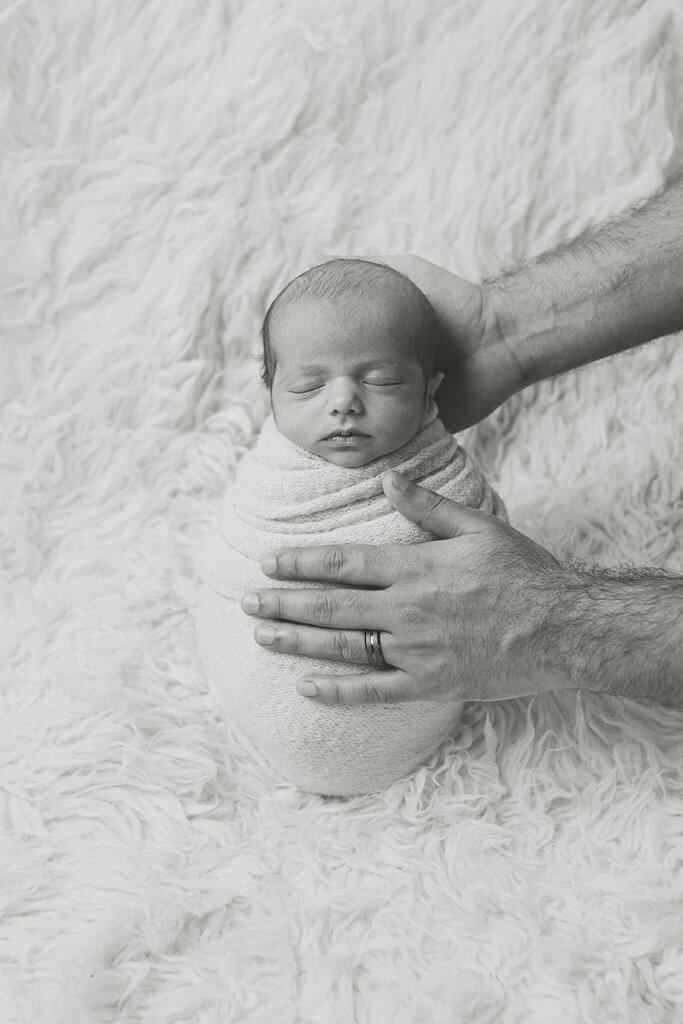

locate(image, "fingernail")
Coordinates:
390 471 409 491
256 626 275 645
261 556 277 576
298 680 318 697
241 594 259 614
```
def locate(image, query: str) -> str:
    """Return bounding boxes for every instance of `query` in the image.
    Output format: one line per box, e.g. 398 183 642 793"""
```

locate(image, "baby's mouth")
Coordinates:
324 428 368 438
323 429 370 444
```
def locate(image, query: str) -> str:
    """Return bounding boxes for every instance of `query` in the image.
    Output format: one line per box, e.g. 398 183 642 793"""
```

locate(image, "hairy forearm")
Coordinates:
549 563 683 709
485 170 683 386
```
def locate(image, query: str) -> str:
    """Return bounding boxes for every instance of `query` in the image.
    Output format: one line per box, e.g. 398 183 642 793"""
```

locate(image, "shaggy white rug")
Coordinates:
2 1 683 1021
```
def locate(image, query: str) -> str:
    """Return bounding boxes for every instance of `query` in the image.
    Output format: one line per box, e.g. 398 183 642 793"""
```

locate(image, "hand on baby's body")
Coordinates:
198 411 498 796
249 471 568 705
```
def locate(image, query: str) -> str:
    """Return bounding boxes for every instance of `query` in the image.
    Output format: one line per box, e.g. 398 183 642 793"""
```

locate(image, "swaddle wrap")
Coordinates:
195 404 508 796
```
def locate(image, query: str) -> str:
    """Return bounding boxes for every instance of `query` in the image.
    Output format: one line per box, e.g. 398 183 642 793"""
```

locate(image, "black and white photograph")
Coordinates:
2 1 682 1021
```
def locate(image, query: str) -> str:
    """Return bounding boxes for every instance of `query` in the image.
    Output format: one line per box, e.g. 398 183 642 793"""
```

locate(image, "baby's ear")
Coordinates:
427 371 445 398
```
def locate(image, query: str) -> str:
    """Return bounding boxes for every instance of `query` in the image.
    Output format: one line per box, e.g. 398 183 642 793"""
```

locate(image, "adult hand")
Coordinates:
241 471 575 705
348 253 527 431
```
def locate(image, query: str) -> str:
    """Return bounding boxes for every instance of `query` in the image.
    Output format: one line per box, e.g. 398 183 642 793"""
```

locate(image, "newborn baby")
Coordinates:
195 259 507 796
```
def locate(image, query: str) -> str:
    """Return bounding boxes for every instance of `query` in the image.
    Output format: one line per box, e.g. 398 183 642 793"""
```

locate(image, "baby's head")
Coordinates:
260 259 443 467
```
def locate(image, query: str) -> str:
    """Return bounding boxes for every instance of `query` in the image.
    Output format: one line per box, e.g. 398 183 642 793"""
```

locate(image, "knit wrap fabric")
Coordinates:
195 406 508 796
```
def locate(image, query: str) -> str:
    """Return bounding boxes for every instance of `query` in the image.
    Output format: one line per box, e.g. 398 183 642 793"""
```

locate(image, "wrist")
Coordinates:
552 563 683 709
520 563 590 695
483 260 589 389
476 279 533 397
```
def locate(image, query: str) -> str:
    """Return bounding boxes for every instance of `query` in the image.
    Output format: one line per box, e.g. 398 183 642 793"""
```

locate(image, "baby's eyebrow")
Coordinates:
364 360 404 370
293 361 405 375
294 364 326 375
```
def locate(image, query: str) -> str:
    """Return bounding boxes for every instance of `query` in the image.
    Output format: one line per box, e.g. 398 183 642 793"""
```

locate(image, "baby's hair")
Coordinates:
259 258 437 390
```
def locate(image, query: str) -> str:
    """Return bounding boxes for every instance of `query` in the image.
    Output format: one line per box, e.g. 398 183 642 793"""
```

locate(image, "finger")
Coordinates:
347 254 412 279
296 669 413 705
382 471 493 538
254 622 395 667
320 251 385 261
260 544 399 587
241 587 385 631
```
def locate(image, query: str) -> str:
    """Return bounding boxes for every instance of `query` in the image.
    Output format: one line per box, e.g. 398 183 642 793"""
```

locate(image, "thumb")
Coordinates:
382 471 493 538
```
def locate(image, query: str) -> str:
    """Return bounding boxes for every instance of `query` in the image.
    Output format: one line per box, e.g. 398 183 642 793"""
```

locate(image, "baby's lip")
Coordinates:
323 428 370 439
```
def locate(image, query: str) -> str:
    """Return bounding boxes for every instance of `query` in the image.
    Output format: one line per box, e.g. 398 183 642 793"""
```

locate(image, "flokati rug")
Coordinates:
2 1 683 1021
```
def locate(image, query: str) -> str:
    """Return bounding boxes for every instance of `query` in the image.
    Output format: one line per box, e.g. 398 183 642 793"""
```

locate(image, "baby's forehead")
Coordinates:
277 297 413 356
277 280 413 332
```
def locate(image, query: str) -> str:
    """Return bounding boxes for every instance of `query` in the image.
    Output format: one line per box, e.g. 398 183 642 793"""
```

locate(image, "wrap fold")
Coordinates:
195 406 507 795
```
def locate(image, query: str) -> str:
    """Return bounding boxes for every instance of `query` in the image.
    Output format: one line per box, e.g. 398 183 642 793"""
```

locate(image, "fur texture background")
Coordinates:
2 1 683 1021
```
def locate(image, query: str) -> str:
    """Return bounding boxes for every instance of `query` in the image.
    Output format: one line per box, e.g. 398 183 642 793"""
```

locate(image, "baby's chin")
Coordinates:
321 450 380 468
314 440 403 468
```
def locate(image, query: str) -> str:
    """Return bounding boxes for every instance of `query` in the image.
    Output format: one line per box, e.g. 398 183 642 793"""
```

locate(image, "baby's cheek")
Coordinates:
379 395 424 440
274 399 317 450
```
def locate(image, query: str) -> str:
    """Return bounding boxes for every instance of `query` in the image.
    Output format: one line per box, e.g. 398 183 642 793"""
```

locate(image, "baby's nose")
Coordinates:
327 377 363 414
325 378 362 413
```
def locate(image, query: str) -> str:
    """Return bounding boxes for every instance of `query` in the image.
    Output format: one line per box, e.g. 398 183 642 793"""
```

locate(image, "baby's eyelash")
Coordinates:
290 380 401 394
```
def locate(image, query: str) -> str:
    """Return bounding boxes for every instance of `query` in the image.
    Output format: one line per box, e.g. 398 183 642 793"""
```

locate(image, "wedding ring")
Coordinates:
364 629 388 669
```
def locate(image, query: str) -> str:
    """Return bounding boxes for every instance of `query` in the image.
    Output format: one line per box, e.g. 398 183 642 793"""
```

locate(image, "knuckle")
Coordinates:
278 549 303 577
313 591 335 625
289 550 304 578
328 682 343 705
331 630 352 661
360 680 383 703
424 490 448 517
284 630 300 654
322 547 346 578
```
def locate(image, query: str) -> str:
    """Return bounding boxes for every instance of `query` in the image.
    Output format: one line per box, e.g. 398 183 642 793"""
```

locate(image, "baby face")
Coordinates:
268 295 442 467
